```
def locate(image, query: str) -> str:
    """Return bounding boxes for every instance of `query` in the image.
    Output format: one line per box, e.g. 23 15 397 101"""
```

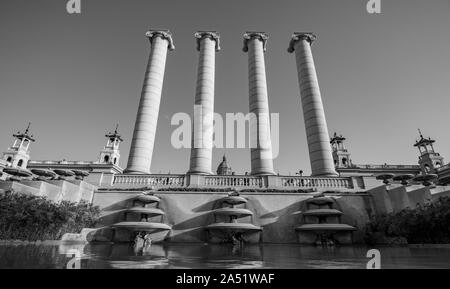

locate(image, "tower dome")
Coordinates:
216 155 232 175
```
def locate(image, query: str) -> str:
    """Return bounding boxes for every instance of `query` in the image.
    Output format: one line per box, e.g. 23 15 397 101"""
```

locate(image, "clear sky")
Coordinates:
0 0 449 175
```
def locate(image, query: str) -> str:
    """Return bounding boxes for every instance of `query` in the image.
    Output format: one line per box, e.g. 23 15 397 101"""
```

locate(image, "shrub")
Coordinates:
0 190 100 241
365 196 450 244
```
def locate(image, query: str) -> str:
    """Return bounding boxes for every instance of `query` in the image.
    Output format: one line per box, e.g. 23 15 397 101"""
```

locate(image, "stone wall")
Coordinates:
367 184 450 214
93 190 372 243
0 180 96 203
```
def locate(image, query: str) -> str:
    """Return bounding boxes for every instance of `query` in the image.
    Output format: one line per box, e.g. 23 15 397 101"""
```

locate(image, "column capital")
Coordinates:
287 32 317 53
243 32 268 52
195 31 221 52
145 29 175 51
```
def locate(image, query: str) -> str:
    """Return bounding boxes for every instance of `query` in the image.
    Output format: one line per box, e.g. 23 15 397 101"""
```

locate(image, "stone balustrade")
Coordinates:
279 176 351 189
29 160 96 165
436 164 450 180
352 164 419 169
113 174 186 187
111 174 355 190
204 175 263 187
436 163 450 172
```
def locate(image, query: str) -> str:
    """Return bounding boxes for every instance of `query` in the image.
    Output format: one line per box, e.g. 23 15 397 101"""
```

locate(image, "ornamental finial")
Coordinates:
13 122 35 142
25 122 31 134
105 123 123 142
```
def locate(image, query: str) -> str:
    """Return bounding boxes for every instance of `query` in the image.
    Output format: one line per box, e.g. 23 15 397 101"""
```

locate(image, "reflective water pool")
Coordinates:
0 242 449 269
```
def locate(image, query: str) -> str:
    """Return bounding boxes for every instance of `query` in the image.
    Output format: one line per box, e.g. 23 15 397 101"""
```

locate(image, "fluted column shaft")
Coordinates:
288 33 337 177
188 32 220 175
125 30 174 174
243 32 275 175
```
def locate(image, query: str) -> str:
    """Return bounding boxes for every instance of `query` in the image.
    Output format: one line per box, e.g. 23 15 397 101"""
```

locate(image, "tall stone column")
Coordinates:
125 30 175 174
288 33 337 177
243 32 275 176
188 31 220 175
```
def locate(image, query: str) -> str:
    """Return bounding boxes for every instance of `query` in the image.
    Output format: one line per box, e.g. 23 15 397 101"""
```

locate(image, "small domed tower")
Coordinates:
216 155 232 175
2 123 35 169
330 132 352 168
98 124 123 166
414 129 444 174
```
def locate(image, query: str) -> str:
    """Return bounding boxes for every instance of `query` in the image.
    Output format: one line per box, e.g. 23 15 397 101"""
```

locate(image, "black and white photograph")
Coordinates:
0 0 450 277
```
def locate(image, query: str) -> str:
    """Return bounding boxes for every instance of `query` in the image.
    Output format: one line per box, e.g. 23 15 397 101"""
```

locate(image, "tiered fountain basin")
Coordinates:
302 209 343 216
306 196 334 206
296 224 356 231
121 207 165 217
205 222 262 244
134 194 161 204
213 208 254 218
112 222 171 233
221 196 248 206
301 208 343 224
205 193 262 244
205 223 261 232
101 193 171 243
296 196 356 245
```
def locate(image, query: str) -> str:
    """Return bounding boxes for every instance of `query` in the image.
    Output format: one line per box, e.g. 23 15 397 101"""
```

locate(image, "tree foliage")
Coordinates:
0 190 100 241
365 196 450 244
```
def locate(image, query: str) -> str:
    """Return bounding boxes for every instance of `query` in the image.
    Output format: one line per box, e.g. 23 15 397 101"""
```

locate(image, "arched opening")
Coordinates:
113 158 117 165
435 162 441 167
17 159 23 167
424 164 431 173
104 155 110 163
342 158 347 166
6 156 12 163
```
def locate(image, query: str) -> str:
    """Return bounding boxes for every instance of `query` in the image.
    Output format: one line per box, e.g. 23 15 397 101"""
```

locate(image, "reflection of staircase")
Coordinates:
204 193 262 244
296 196 355 245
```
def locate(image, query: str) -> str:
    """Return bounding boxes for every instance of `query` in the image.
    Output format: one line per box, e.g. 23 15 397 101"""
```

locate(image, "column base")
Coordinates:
186 170 213 176
311 172 340 177
250 170 277 176
123 168 151 175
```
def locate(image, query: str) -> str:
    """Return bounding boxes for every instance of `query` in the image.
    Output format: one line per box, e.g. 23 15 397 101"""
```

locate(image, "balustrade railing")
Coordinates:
352 164 419 170
204 175 263 187
436 164 450 172
111 174 353 190
113 174 185 187
28 160 95 165
280 176 351 189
